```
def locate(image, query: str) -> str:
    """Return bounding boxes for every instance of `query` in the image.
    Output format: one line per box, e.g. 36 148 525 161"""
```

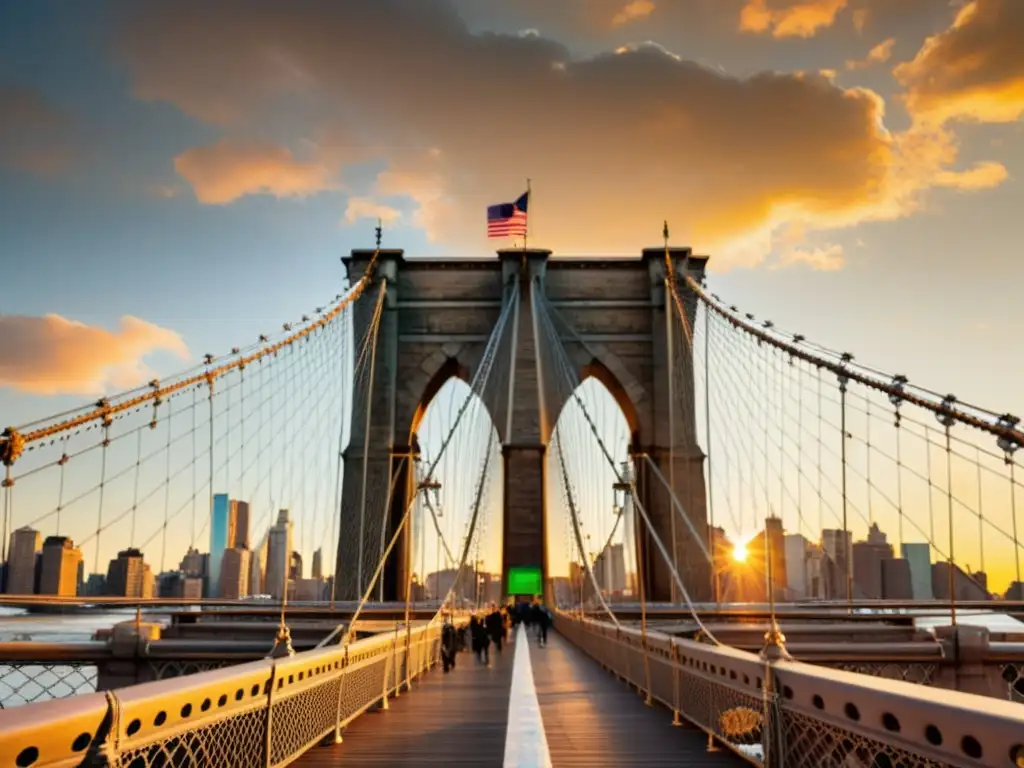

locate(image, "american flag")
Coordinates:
486 191 529 238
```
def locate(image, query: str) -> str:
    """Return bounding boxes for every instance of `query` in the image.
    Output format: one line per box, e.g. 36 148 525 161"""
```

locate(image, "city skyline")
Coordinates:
1 1 1022 597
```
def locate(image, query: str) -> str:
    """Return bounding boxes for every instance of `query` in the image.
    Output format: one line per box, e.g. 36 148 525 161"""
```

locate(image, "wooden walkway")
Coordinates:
296 642 514 765
294 629 745 767
530 629 746 766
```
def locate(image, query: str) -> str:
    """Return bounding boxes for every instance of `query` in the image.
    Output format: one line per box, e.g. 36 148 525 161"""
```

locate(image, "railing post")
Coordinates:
264 662 279 768
380 635 393 710
332 640 350 745
671 641 683 727
759 628 788 767
391 624 401 699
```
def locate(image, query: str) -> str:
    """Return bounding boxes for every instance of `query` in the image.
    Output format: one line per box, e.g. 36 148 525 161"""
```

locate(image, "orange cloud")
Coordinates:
114 3 1004 268
739 0 849 38
779 243 845 270
0 86 74 176
611 0 656 27
344 197 401 225
174 139 336 204
932 160 1009 190
0 315 189 396
846 37 895 70
894 0 1024 125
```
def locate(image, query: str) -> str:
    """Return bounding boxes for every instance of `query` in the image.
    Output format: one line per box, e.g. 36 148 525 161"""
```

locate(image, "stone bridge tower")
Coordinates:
334 247 710 604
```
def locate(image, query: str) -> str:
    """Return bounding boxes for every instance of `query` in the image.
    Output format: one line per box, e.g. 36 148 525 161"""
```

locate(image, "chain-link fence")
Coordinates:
0 663 98 709
557 613 1024 768
0 621 445 767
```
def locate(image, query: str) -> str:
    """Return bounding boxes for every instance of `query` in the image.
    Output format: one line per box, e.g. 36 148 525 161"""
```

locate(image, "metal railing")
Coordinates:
557 613 1024 768
0 621 445 767
0 664 98 710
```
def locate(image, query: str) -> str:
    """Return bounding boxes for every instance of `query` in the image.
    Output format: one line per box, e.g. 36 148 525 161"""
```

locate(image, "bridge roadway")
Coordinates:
296 625 745 767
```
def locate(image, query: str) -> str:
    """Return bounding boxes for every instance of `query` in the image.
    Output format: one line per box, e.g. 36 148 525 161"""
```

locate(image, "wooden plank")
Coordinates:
294 643 514 766
530 630 746 767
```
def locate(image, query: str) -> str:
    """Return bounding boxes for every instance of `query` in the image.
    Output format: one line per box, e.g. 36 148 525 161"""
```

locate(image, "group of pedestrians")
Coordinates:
439 598 553 672
509 598 552 647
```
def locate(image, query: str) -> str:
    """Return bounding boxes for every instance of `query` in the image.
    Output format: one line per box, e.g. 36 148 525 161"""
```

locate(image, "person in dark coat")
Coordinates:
485 603 504 652
441 617 458 673
469 615 490 664
531 600 552 647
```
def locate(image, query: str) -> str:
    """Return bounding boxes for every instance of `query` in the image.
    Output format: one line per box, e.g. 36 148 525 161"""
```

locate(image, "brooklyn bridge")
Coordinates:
0 245 1021 767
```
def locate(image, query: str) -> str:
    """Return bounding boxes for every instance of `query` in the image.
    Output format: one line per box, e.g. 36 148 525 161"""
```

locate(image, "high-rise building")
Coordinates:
6 526 40 595
932 562 991 601
784 534 810 598
219 548 251 600
179 546 205 577
900 542 933 600
822 529 852 598
592 543 626 594
312 548 323 581
266 510 293 600
158 571 202 599
105 548 150 597
853 525 894 600
39 536 83 596
250 533 268 595
209 494 231 597
289 551 303 581
232 500 250 549
881 558 913 599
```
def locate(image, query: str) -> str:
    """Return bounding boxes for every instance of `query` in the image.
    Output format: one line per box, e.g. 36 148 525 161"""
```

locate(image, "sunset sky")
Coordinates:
1 0 1022 589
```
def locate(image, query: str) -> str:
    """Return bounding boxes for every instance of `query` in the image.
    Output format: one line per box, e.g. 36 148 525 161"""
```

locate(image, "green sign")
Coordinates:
507 565 543 596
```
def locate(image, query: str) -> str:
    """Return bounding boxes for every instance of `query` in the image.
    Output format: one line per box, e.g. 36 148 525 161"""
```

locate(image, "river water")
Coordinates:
0 607 163 709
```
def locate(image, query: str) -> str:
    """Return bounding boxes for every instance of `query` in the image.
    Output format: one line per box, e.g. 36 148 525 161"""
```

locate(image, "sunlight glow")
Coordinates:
732 542 749 563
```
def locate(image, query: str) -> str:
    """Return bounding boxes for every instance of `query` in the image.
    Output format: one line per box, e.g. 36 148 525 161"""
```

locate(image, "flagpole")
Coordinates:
524 178 531 250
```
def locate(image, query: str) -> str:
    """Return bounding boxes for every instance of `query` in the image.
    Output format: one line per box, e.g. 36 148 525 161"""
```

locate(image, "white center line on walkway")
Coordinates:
503 623 553 768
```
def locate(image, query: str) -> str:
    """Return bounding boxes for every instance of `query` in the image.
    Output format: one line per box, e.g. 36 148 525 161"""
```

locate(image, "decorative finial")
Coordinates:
662 220 669 246
375 218 382 249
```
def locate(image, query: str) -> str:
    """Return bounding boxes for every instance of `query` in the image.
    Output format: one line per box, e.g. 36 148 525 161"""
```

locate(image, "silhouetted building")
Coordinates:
294 578 324 601
312 548 323 581
106 548 151 598
6 526 40 595
289 551 303 581
881 558 913 599
39 536 82 597
83 574 106 596
822 529 852 598
932 562 991 601
179 547 205 577
158 571 203 599
219 548 251 600
853 525 893 599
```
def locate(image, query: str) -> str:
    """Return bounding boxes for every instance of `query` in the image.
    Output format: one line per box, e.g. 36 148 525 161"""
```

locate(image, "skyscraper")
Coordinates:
219 548 251 600
822 529 852 597
250 533 268 595
209 493 230 597
266 510 292 600
106 548 150 597
901 542 933 600
6 527 40 594
312 548 323 581
232 500 250 549
39 536 82 597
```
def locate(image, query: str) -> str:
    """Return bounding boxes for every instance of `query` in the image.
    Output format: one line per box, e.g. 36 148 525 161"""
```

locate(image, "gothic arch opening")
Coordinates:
411 375 503 606
546 376 637 608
